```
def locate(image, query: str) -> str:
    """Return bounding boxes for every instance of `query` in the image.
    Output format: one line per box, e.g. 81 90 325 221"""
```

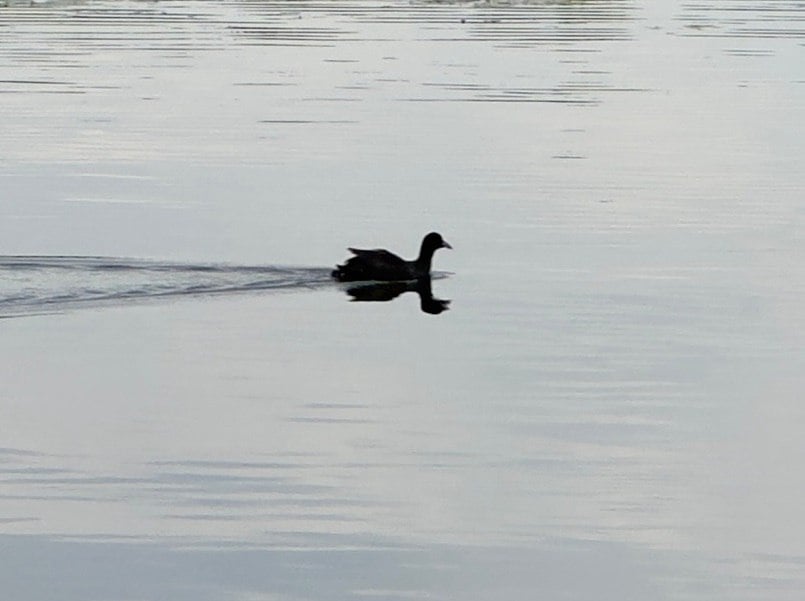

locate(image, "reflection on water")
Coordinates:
345 276 451 314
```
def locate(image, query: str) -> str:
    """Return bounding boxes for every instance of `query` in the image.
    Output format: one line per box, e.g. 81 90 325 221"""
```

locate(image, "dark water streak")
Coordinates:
680 1 805 39
0 0 638 108
0 256 333 316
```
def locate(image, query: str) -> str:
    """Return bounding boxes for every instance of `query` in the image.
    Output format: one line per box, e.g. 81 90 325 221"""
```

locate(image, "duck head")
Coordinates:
422 232 452 253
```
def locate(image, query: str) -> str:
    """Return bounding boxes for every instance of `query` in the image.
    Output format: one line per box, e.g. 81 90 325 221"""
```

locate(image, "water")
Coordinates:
0 256 335 315
1 0 804 599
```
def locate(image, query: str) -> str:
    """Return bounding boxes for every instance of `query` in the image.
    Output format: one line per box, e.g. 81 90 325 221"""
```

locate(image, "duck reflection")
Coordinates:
345 277 450 315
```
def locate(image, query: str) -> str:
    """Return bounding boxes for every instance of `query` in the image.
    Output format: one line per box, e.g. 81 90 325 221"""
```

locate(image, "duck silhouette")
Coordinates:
331 232 451 282
345 277 450 315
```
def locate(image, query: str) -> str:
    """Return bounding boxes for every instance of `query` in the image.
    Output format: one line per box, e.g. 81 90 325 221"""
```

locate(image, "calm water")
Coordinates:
1 0 804 599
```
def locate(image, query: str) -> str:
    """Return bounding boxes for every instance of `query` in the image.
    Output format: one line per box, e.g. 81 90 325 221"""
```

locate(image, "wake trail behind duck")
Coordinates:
0 256 333 317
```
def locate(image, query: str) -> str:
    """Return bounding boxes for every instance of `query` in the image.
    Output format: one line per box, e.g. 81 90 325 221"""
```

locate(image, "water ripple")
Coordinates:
0 256 332 317
680 1 805 39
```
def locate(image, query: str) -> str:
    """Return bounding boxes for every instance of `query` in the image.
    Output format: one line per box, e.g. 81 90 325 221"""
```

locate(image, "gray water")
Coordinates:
1 0 804 599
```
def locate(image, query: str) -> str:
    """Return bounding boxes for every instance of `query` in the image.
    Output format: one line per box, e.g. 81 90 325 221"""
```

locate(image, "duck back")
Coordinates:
331 248 414 282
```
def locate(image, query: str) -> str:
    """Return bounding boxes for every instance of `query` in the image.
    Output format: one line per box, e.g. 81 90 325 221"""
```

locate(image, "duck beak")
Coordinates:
442 240 453 250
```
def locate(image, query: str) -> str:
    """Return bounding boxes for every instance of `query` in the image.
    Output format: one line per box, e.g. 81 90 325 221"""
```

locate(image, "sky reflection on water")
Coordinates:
1 0 805 599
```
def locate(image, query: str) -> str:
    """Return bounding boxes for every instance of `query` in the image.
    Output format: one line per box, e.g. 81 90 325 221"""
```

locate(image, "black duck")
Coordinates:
331 232 451 282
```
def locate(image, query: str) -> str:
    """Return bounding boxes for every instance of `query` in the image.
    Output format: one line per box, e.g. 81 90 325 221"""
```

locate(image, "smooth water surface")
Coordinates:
1 1 804 599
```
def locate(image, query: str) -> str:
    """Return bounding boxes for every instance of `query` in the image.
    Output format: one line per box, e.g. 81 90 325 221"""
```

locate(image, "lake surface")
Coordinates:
1 0 804 599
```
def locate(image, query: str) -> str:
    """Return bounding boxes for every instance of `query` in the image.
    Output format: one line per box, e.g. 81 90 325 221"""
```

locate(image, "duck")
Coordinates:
331 232 452 282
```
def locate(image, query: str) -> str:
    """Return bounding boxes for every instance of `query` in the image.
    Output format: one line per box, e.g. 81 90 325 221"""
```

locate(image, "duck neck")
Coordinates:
415 244 435 273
